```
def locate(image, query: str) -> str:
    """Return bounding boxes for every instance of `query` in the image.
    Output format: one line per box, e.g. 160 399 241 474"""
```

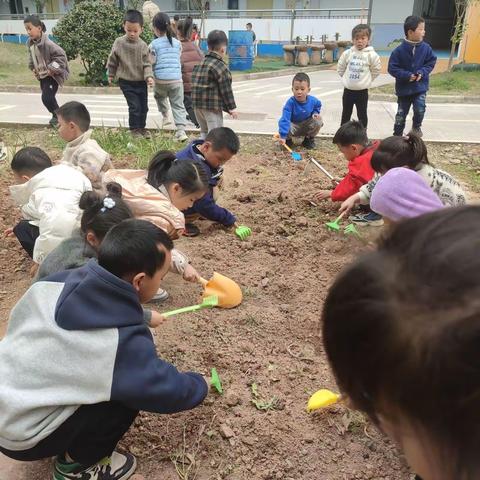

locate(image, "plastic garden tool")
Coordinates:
307 389 341 412
308 157 338 184
162 295 218 318
344 224 362 238
199 273 243 309
273 133 302 161
211 367 223 394
325 211 347 232
236 225 252 240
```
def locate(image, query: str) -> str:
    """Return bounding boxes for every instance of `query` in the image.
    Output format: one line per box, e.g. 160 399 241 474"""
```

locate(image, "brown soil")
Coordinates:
1 126 479 480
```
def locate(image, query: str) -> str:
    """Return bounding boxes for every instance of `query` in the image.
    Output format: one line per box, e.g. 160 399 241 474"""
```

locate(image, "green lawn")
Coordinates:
373 70 480 96
231 56 290 76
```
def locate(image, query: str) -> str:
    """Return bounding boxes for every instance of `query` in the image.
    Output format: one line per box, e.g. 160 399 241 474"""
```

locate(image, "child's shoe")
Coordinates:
49 113 59 128
149 288 170 303
349 211 384 227
52 451 137 479
302 137 316 150
285 138 294 149
411 127 423 138
174 130 188 142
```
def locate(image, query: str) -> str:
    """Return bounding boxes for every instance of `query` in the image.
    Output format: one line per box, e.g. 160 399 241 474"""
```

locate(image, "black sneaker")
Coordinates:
183 223 200 237
302 137 316 149
285 138 294 149
49 114 59 128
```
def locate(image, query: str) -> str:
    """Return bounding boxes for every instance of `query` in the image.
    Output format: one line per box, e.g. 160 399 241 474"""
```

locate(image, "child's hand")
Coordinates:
315 190 332 201
278 137 286 145
339 194 360 214
409 74 417 82
33 70 40 80
147 77 154 87
30 262 39 278
4 227 14 237
108 76 114 86
312 113 321 120
416 73 422 82
229 110 238 119
150 310 167 328
331 177 342 186
183 264 200 283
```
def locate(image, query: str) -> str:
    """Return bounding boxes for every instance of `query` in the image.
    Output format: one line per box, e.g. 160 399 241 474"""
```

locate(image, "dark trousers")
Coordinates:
341 88 369 129
184 92 199 127
39 76 59 115
393 92 426 136
119 78 148 130
13 220 39 259
0 402 138 468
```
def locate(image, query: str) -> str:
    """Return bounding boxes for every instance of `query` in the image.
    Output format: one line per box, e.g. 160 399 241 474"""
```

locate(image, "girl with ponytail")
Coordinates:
150 13 189 142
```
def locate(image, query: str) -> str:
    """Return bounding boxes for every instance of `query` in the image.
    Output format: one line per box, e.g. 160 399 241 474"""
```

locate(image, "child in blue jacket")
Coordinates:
176 127 240 237
278 72 323 150
0 219 208 480
388 15 437 137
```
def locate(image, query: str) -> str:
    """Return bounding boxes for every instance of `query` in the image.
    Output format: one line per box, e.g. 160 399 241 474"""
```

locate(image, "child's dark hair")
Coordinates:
292 72 310 86
56 101 91 132
333 121 368 147
173 14 180 22
207 29 228 50
246 22 252 28
177 16 193 40
352 24 371 39
147 151 209 195
153 12 174 46
322 205 480 480
11 147 52 175
205 127 240 154
24 15 46 32
371 133 428 173
404 15 425 36
98 219 173 279
79 182 133 241
124 9 144 26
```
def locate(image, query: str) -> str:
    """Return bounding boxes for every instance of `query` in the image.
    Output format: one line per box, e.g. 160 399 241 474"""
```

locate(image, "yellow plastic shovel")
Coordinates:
199 272 243 309
307 389 341 412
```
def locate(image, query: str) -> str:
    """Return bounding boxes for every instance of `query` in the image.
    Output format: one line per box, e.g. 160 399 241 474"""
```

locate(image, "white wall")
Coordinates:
0 18 58 34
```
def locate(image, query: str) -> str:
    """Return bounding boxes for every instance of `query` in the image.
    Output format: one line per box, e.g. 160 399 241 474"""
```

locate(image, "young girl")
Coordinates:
104 152 209 285
177 17 203 129
150 12 189 142
323 206 480 480
340 133 467 217
24 15 69 128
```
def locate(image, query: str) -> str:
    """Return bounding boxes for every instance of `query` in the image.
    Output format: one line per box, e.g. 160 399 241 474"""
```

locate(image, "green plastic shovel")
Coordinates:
235 225 252 240
211 367 223 394
162 295 218 318
325 211 347 232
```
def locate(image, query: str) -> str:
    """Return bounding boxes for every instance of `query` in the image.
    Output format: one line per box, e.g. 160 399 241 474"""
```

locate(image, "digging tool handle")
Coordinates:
334 211 348 223
163 304 202 318
198 277 209 287
309 157 335 181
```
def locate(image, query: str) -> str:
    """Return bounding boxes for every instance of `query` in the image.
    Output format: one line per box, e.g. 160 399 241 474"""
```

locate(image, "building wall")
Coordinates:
461 2 480 63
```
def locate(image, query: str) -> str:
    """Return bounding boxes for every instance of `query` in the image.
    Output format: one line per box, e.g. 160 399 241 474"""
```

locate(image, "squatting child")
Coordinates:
278 72 323 150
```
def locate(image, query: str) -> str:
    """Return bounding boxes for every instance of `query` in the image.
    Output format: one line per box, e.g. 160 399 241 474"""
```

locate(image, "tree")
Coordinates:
53 0 124 84
448 0 479 71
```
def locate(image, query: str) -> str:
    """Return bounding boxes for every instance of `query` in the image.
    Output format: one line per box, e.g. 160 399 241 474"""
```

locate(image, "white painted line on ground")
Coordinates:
0 105 15 112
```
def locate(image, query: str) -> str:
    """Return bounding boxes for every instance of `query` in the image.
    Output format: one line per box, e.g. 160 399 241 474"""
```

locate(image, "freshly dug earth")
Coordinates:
1 126 479 480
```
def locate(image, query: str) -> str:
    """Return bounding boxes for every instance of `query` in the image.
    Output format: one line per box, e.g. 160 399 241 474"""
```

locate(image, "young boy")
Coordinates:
0 219 208 480
107 9 154 137
337 24 381 129
192 29 237 139
5 147 91 273
278 72 323 150
176 126 240 236
57 101 112 192
315 121 378 204
388 15 437 137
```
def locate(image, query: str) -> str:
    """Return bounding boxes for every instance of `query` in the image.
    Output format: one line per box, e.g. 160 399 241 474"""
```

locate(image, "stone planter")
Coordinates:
296 44 309 66
283 45 296 66
337 41 352 58
323 41 337 63
309 44 324 65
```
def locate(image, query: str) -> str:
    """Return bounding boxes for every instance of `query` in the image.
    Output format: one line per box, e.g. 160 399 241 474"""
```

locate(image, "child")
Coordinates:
177 17 203 128
340 134 467 223
107 9 154 137
246 22 257 56
337 24 381 129
191 24 200 45
315 121 378 203
24 15 69 128
57 101 112 192
370 167 444 225
0 219 208 480
5 147 91 271
388 15 437 137
150 12 189 142
142 0 160 27
322 206 480 480
192 29 237 139
278 72 323 150
176 127 240 237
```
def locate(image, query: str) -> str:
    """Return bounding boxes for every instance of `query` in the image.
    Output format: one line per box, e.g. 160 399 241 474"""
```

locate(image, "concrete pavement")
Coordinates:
0 69 479 143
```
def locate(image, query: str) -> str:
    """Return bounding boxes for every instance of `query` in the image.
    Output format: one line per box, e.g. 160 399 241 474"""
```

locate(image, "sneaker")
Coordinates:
349 211 384 227
411 127 423 137
0 142 7 162
183 223 200 237
52 451 136 479
174 129 188 142
149 288 169 303
302 137 316 149
49 114 59 128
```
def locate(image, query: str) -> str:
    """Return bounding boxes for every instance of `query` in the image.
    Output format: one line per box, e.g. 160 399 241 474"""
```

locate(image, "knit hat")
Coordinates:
371 167 444 222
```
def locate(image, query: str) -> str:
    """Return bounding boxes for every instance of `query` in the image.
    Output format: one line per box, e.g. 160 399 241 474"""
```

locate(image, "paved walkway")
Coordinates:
0 70 479 143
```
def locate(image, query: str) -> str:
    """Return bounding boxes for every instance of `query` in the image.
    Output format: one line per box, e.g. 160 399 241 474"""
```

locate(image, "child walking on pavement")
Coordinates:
24 15 69 128
337 24 381 129
107 9 154 137
388 15 437 137
150 12 189 142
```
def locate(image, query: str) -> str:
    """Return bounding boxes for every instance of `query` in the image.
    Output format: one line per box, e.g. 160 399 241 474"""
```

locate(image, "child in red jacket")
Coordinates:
315 121 377 203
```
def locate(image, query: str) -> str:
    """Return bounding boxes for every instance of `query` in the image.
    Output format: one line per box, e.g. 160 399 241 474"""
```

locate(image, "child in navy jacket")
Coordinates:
278 72 323 150
176 127 240 237
0 219 208 480
388 15 437 137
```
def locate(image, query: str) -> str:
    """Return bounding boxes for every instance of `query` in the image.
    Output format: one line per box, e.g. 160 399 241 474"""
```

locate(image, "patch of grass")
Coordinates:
231 56 289 76
250 382 279 411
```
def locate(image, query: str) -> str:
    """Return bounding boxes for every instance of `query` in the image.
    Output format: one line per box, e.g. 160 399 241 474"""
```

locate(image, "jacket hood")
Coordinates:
53 259 144 330
352 45 375 53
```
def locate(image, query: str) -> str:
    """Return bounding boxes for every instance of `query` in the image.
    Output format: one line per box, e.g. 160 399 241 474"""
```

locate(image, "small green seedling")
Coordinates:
211 367 223 394
235 225 252 240
251 382 279 411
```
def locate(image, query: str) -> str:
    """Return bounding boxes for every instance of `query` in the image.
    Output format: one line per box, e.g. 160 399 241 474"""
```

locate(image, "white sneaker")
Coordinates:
174 130 188 142
149 288 170 303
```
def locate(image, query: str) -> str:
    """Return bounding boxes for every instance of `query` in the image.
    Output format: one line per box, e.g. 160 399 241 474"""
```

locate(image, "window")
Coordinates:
228 0 239 9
